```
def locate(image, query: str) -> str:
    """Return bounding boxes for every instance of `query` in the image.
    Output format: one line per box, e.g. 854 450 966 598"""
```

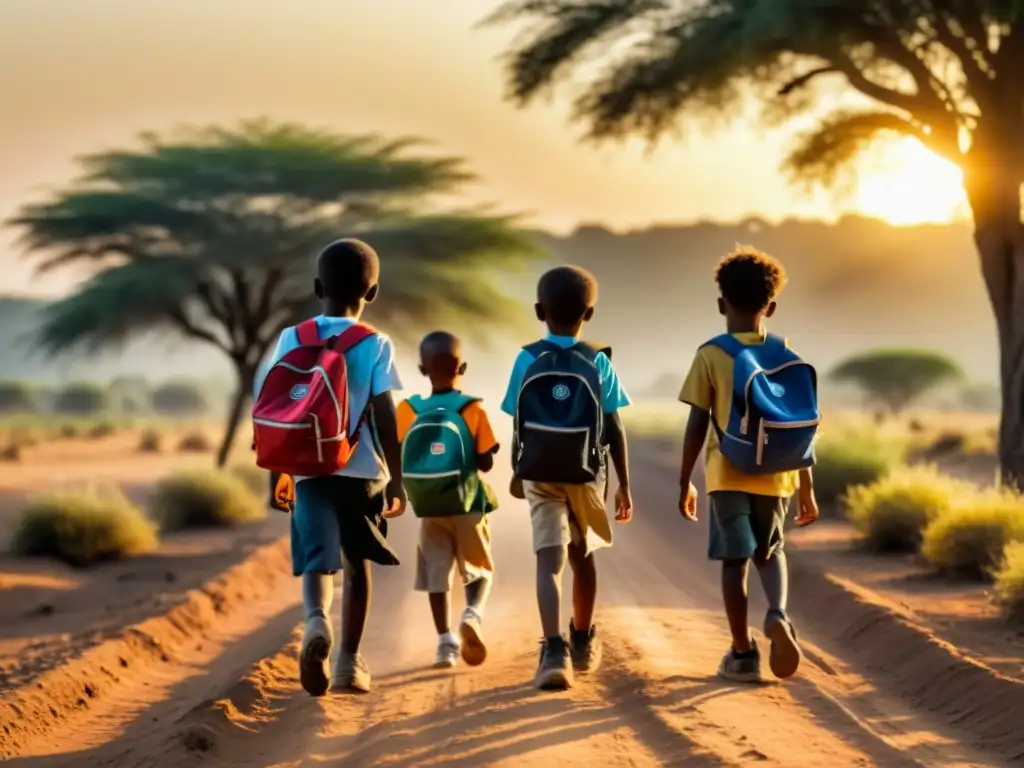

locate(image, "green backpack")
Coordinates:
401 392 496 518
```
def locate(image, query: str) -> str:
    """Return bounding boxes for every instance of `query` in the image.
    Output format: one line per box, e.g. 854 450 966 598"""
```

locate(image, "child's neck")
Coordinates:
726 315 764 334
321 300 362 319
430 382 459 396
546 322 582 339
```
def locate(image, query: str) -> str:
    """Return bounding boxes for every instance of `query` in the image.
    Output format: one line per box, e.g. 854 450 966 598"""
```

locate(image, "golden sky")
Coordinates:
0 0 968 295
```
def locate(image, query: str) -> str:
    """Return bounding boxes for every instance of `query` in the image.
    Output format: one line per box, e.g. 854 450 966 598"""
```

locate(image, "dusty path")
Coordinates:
4 444 1013 767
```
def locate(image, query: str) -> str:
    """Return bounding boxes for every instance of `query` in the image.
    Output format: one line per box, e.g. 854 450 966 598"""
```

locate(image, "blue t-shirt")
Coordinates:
253 315 403 481
500 334 631 417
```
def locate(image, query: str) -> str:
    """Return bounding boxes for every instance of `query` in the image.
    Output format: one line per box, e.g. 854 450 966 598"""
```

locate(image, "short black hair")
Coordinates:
537 265 598 326
419 330 461 363
714 246 787 312
316 239 379 306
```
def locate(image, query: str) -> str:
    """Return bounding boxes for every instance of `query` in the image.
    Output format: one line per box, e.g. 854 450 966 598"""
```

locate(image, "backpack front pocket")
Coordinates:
405 470 469 517
517 422 598 484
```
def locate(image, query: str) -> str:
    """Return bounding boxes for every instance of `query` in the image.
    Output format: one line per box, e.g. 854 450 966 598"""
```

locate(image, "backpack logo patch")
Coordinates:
767 381 786 397
430 442 446 455
552 384 571 401
289 383 310 400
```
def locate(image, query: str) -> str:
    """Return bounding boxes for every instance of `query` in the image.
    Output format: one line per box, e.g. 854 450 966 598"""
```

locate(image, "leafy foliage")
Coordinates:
0 381 39 413
812 430 905 505
995 541 1024 620
8 121 545 464
830 349 963 413
54 382 110 416
151 380 209 416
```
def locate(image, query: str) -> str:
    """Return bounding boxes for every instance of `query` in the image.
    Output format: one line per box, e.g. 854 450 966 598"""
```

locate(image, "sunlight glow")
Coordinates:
854 138 968 225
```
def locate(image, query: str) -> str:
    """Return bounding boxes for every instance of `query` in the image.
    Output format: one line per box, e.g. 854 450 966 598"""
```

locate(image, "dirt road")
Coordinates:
3 443 1011 767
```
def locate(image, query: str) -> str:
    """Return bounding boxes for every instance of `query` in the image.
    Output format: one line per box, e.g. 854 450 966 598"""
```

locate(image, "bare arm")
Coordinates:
605 411 630 491
679 406 710 488
476 448 497 473
371 391 403 491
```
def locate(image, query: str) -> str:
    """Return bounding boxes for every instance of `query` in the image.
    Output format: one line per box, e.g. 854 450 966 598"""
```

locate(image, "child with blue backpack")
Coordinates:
678 246 820 683
398 331 499 669
502 265 633 691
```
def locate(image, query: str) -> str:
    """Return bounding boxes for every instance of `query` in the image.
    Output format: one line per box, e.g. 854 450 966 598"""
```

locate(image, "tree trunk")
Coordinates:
966 162 1024 488
216 364 254 468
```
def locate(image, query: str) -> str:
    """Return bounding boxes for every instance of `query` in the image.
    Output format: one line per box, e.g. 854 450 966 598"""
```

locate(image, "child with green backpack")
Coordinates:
397 331 500 669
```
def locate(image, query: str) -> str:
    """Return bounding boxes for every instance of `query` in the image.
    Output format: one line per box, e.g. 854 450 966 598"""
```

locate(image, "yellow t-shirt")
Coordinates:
396 398 499 455
679 331 799 498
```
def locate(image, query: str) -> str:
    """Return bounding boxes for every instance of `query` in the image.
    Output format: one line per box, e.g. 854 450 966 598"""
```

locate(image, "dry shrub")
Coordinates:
12 486 158 567
921 488 1024 578
177 431 212 453
813 431 905 506
58 423 79 439
151 469 266 532
0 444 21 462
994 542 1024 622
844 466 966 553
138 429 163 453
87 421 118 439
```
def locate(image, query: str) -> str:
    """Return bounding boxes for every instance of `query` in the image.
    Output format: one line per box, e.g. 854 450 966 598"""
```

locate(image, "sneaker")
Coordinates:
299 614 332 697
434 636 460 669
763 609 802 679
717 640 762 683
459 608 487 667
534 636 573 690
332 652 371 693
568 620 602 674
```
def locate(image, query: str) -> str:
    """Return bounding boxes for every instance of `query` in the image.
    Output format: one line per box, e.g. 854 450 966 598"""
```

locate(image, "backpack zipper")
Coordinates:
254 362 343 431
520 422 595 477
738 360 815 435
755 417 821 466
403 421 467 473
514 370 603 451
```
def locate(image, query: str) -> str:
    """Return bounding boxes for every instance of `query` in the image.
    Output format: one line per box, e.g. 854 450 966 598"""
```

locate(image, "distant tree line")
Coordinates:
0 378 215 418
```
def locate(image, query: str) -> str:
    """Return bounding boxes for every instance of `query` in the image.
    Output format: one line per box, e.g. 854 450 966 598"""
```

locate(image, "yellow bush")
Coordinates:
921 488 1024 577
177 431 212 453
152 469 266 532
994 542 1024 621
813 431 906 505
845 465 966 553
12 486 158 566
229 461 267 496
138 428 162 453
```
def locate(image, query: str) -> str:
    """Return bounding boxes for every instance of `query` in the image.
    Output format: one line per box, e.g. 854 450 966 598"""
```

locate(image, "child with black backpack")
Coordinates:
677 246 820 684
501 265 633 691
398 331 499 669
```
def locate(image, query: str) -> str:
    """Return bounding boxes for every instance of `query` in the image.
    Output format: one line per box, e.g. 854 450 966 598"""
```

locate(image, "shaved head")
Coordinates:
419 330 464 381
315 238 380 307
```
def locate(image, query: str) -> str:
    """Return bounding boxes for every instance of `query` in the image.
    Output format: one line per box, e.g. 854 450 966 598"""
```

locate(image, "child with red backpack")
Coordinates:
252 239 405 696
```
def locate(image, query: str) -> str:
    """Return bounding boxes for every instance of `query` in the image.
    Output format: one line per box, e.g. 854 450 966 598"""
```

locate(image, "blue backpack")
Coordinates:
703 333 819 475
514 340 606 484
401 392 496 517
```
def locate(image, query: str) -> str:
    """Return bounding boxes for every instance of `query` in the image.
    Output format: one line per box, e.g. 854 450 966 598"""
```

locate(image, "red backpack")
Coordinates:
252 319 376 476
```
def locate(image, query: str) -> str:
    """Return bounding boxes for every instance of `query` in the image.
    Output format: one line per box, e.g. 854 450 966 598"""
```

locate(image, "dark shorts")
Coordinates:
291 476 400 575
707 491 789 562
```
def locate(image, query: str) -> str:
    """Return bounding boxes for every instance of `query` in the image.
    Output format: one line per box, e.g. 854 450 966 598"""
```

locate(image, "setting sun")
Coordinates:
854 137 968 225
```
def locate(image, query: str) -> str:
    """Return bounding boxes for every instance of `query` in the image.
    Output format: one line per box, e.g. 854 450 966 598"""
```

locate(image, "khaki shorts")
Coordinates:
414 513 494 593
524 467 611 555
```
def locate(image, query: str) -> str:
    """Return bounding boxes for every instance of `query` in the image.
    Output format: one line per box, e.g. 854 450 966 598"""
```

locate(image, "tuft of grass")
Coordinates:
151 469 266 532
994 542 1024 622
87 421 118 440
1 444 21 462
813 431 906 506
138 428 162 453
11 486 158 567
229 461 267 496
844 465 966 553
58 423 79 439
921 488 1024 578
177 431 212 453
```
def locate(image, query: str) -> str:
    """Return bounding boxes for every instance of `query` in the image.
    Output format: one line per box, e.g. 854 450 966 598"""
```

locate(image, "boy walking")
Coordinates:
677 246 820 683
502 265 633 691
398 331 499 669
253 238 406 696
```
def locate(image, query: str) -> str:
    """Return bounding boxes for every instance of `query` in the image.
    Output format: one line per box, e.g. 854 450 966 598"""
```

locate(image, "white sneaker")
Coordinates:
434 635 460 668
459 607 487 667
299 614 333 696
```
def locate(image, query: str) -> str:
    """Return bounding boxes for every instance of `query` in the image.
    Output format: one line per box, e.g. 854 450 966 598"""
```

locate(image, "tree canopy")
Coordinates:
8 120 545 464
830 348 964 413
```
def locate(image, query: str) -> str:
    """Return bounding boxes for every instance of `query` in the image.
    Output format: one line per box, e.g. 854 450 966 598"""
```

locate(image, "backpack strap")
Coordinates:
295 318 322 346
701 333 746 358
405 395 424 415
523 339 562 358
329 323 376 353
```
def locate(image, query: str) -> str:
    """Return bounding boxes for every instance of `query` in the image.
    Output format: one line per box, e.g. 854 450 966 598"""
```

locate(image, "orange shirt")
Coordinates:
396 398 499 455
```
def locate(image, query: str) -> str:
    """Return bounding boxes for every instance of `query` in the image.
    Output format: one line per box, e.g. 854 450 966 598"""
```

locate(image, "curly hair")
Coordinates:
714 246 787 313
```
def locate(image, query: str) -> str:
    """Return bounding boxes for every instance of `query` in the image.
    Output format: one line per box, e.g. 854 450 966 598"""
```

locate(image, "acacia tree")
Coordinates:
830 348 963 413
487 0 1024 484
9 121 542 466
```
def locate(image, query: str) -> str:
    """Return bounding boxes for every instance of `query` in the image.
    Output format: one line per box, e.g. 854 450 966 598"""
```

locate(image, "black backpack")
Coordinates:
513 340 608 484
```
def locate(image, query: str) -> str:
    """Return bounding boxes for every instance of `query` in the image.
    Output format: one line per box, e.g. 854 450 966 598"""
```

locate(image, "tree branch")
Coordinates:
778 67 839 96
168 307 231 353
